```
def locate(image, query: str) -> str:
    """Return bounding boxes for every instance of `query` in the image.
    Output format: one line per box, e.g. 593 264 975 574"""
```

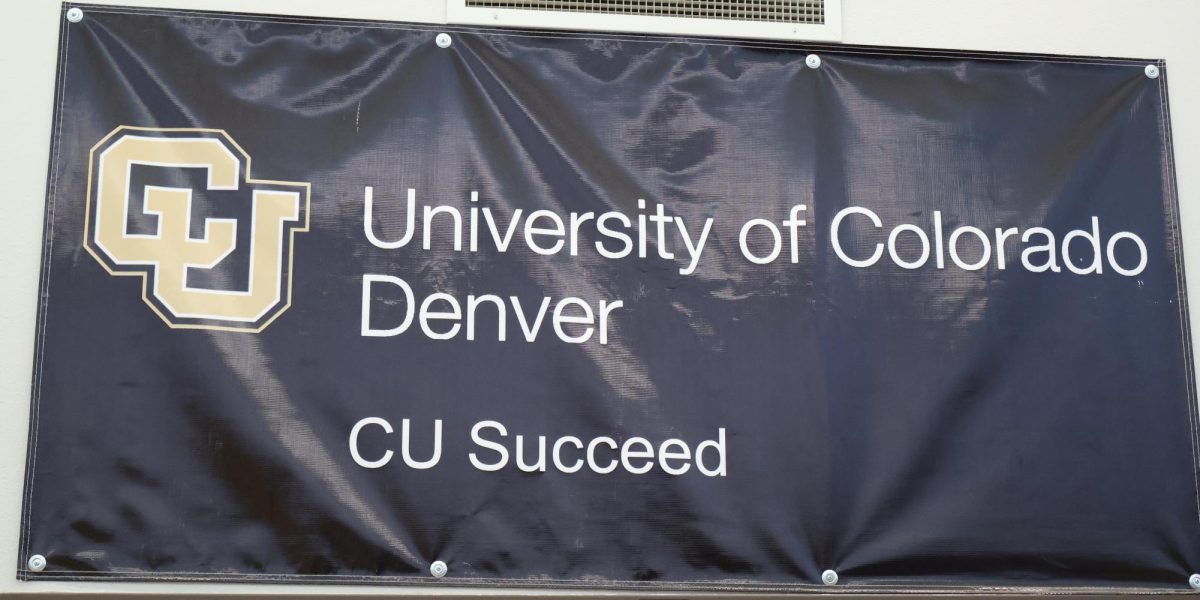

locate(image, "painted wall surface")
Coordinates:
2 0 1198 596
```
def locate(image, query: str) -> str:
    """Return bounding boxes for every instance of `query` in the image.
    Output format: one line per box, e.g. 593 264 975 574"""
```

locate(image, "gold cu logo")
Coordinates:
85 127 310 332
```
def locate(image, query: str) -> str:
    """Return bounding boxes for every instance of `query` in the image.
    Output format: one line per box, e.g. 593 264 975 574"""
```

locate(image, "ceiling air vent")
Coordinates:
465 0 825 25
447 0 842 42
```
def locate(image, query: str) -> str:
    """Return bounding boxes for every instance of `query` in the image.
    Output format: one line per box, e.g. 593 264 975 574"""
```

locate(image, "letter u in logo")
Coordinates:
84 127 310 332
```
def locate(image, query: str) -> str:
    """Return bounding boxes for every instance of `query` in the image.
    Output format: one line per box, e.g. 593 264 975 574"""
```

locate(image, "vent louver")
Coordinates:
465 0 825 24
449 0 842 42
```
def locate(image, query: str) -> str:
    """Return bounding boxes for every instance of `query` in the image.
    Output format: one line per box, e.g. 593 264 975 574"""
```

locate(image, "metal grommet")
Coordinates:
1189 573 1200 589
435 33 452 49
430 560 448 578
821 569 838 585
1145 64 1160 79
806 54 822 69
27 555 47 572
66 7 83 23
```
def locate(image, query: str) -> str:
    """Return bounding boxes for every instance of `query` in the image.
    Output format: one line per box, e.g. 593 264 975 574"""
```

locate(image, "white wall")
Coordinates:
2 0 1198 596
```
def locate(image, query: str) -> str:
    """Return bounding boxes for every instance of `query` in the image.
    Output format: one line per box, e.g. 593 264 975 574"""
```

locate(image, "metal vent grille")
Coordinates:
465 0 825 24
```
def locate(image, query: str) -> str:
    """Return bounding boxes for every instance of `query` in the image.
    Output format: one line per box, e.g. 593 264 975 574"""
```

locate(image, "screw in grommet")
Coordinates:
430 560 448 578
66 8 83 23
806 54 822 69
27 555 46 572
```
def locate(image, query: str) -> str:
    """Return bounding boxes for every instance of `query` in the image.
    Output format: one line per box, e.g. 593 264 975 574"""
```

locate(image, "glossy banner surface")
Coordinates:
19 4 1200 592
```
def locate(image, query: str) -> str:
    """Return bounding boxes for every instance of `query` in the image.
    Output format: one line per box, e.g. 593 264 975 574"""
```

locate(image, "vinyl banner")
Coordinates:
20 4 1200 592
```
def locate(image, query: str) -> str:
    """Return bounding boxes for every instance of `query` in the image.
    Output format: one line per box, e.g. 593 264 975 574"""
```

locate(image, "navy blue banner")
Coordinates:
20 4 1200 592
